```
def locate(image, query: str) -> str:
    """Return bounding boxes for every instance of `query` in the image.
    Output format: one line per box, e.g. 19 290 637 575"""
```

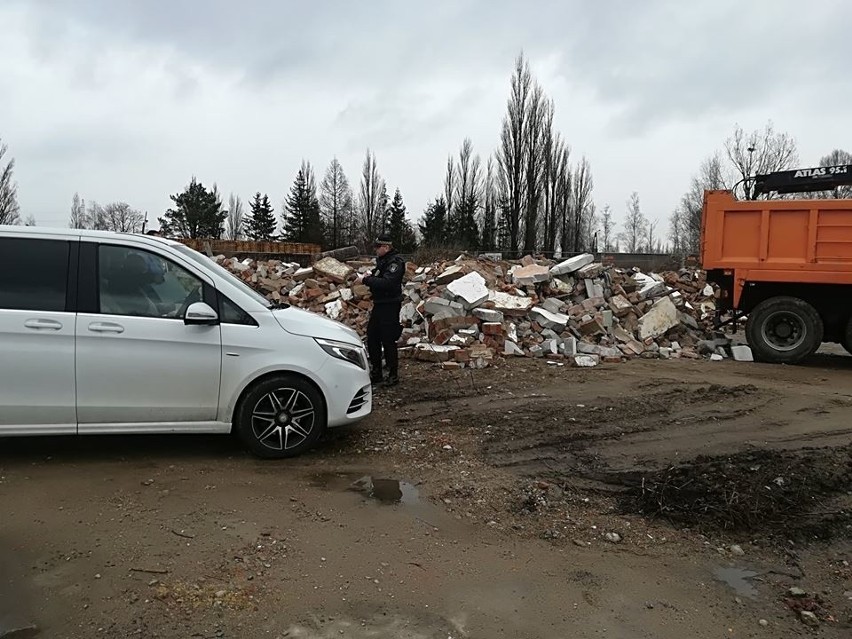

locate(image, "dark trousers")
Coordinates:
367 301 402 377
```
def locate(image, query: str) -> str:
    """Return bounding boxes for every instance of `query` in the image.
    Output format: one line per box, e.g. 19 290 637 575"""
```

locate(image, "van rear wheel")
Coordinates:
745 296 823 364
235 375 326 459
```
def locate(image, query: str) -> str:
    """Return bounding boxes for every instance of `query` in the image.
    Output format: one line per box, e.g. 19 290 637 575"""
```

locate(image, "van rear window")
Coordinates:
0 237 69 312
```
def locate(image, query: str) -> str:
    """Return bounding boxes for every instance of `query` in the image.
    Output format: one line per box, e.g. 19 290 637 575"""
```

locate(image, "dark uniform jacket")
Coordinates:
363 250 405 304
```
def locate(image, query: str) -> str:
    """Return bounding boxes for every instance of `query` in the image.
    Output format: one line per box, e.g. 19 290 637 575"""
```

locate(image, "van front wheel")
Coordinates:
235 375 326 459
745 296 823 364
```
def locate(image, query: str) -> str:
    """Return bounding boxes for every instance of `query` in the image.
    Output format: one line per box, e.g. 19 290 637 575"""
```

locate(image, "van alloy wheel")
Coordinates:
236 374 326 459
251 388 316 452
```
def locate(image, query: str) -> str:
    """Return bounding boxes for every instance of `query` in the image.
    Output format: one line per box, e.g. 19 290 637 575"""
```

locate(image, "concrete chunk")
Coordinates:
435 265 465 285
530 307 570 331
324 299 344 320
578 342 622 359
488 291 534 315
637 296 679 340
731 345 754 362
550 253 594 276
400 302 419 323
313 257 353 284
542 298 565 315
473 308 504 323
511 264 552 286
572 354 599 367
447 271 489 309
424 296 464 319
293 267 314 281
504 341 524 356
577 262 604 279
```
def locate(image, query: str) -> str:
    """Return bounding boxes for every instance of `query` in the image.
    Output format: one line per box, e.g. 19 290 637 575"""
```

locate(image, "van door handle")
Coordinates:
24 318 63 331
88 321 125 334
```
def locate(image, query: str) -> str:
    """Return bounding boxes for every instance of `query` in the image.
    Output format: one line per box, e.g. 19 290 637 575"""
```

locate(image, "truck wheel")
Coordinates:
235 375 326 459
842 317 852 356
745 297 823 364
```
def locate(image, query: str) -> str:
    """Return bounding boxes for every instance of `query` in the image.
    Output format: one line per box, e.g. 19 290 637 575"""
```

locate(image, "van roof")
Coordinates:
0 224 183 247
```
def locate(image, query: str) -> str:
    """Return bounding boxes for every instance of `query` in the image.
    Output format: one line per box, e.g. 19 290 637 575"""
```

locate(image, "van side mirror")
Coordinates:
184 302 219 325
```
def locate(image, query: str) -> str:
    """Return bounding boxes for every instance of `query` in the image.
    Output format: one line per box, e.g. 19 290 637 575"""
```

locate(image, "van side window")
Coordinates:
219 293 258 326
0 237 69 311
98 245 203 319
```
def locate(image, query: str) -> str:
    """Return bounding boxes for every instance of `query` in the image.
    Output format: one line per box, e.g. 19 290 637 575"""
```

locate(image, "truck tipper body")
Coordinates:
700 165 852 363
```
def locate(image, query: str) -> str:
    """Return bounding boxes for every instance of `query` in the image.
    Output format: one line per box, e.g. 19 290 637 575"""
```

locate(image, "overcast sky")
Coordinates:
2 0 849 234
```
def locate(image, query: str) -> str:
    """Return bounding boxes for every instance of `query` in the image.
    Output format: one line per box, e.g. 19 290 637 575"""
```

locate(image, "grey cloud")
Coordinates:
560 1 852 132
26 0 850 132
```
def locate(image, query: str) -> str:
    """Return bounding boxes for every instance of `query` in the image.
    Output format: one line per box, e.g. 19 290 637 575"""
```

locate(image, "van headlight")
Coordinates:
314 338 367 370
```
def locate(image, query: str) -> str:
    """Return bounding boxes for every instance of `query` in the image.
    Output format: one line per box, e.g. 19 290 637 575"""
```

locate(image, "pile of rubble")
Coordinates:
216 252 729 369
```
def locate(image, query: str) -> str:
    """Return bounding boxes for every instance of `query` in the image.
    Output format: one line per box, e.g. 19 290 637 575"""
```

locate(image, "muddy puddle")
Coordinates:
712 567 759 599
349 476 420 505
310 472 421 506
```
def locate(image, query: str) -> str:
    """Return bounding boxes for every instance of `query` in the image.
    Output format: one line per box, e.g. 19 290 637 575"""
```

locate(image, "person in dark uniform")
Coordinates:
357 234 406 386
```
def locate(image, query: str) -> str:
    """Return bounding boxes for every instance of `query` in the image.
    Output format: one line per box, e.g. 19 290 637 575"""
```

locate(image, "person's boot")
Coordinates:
385 370 399 387
370 368 384 385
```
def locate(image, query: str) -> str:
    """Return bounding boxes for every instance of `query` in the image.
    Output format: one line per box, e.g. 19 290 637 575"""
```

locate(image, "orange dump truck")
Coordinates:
700 165 852 363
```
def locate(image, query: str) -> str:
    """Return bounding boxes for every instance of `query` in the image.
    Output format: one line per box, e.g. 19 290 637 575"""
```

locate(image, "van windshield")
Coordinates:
173 245 273 309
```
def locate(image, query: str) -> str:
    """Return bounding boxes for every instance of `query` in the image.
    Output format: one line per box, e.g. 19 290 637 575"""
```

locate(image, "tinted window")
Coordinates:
99 245 203 318
220 294 257 326
0 237 69 311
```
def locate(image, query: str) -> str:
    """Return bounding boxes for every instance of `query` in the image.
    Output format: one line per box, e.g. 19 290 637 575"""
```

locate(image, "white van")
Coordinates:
0 226 372 458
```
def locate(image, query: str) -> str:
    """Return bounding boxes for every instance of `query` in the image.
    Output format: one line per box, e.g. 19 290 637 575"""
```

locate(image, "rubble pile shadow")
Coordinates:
619 446 852 539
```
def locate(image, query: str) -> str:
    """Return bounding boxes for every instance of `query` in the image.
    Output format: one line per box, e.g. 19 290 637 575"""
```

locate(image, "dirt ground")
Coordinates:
1 349 851 638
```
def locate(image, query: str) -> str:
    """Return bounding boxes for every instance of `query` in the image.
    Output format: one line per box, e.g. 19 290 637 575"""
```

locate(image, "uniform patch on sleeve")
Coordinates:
389 263 400 273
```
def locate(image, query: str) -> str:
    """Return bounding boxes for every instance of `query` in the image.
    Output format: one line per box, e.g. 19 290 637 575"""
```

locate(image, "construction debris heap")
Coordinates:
216 253 727 369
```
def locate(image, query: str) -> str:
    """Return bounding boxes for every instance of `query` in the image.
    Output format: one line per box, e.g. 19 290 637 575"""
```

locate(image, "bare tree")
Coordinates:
456 139 481 211
23 214 36 226
443 154 457 225
600 205 615 252
669 153 727 255
69 192 88 228
496 53 533 255
816 149 852 199
522 87 550 254
0 137 20 225
87 201 107 230
481 156 499 251
725 121 798 200
585 203 598 251
645 218 659 253
567 157 594 252
225 194 244 240
357 149 385 248
454 138 482 248
100 202 145 233
320 157 354 248
622 192 646 253
542 128 569 255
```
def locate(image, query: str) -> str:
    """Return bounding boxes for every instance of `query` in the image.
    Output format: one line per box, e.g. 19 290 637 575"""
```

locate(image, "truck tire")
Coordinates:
745 296 823 364
842 317 852 356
